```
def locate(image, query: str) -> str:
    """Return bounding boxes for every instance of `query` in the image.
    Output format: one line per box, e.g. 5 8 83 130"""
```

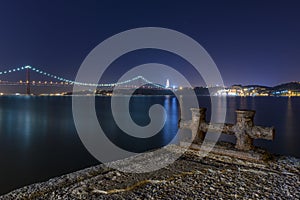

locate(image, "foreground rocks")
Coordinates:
1 145 299 199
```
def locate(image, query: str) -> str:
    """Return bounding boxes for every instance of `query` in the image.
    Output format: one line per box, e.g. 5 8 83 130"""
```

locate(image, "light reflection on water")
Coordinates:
283 98 295 152
162 96 179 143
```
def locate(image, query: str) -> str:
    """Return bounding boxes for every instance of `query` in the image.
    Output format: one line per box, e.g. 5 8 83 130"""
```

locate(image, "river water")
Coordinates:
0 96 299 194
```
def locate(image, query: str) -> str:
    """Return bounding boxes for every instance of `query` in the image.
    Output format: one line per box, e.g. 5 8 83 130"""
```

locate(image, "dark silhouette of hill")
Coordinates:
272 82 300 91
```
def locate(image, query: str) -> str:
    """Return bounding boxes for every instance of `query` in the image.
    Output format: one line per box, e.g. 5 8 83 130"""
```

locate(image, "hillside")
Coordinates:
273 82 300 91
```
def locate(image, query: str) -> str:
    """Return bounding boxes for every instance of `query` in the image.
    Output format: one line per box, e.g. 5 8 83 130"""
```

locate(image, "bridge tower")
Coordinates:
26 68 30 95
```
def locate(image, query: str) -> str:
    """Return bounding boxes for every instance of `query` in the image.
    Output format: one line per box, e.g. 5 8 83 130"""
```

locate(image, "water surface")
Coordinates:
0 96 299 194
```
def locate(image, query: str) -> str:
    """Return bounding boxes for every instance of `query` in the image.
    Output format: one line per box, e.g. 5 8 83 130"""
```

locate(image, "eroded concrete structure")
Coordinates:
179 108 275 160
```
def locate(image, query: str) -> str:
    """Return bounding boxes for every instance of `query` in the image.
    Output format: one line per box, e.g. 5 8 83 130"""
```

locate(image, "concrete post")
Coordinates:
190 108 207 143
234 110 256 151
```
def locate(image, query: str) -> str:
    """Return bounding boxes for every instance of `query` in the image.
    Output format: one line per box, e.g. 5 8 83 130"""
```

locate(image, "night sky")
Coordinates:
0 0 299 87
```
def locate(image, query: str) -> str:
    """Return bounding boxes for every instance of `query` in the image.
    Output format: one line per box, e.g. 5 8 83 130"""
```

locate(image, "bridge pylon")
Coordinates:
26 68 30 95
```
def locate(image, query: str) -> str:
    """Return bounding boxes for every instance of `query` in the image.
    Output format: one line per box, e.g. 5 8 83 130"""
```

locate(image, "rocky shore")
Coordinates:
1 145 299 199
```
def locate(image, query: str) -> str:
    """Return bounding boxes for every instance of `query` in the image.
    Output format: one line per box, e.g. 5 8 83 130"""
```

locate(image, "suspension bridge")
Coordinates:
0 66 166 95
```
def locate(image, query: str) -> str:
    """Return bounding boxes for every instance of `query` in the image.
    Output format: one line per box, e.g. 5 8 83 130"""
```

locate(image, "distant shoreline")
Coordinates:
0 94 300 97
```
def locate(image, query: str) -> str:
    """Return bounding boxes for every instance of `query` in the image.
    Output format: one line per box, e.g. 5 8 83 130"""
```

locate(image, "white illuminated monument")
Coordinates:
166 79 170 88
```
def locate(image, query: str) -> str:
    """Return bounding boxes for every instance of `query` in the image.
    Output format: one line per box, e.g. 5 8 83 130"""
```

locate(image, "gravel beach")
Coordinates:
1 145 299 199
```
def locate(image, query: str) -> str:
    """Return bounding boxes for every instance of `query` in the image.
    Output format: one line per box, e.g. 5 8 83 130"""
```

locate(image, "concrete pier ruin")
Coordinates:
179 108 275 161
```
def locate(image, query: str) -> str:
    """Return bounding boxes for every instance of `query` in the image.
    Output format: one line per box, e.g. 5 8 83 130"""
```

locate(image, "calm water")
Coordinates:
0 96 299 194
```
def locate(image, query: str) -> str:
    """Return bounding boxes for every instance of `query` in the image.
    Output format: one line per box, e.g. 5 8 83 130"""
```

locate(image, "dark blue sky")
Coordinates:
0 0 299 87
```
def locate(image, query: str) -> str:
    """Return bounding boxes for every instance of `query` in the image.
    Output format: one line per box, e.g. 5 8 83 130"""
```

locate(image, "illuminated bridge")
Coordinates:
0 66 166 95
